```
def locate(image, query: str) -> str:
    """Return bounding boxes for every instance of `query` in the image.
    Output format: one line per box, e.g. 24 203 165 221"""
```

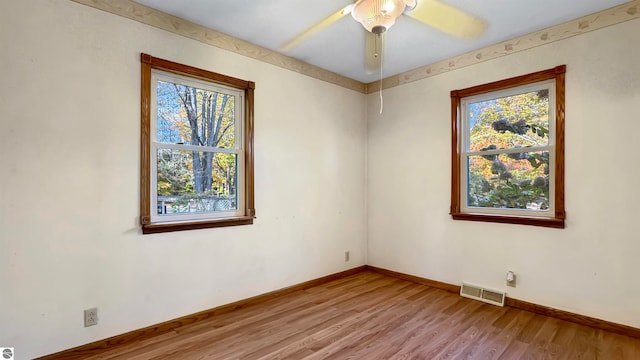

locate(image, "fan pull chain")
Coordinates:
379 33 384 115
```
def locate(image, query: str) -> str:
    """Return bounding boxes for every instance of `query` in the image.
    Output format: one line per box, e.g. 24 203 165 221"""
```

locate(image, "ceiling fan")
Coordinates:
281 0 487 73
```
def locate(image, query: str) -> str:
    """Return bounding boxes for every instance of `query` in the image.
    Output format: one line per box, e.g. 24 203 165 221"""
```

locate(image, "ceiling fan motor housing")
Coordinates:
352 0 416 33
371 25 386 34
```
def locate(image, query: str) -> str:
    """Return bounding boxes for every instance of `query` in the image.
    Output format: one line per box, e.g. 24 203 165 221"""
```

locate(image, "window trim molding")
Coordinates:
450 65 566 228
140 53 255 234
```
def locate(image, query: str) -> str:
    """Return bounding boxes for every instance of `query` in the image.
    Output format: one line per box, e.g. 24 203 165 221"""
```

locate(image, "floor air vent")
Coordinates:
460 283 506 307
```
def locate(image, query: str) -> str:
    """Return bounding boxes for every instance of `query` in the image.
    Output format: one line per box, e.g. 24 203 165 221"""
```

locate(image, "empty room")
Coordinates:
1 0 640 359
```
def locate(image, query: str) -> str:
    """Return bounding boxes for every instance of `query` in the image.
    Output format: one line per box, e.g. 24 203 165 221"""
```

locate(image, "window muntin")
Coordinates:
450 66 565 228
140 53 255 234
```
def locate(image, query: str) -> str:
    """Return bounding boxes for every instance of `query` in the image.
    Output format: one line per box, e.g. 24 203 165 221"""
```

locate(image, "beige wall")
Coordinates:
0 1 366 358
367 18 640 328
2 0 639 358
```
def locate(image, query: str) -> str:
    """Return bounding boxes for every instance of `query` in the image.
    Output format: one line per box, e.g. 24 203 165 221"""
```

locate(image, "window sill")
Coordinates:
451 212 565 229
142 216 255 234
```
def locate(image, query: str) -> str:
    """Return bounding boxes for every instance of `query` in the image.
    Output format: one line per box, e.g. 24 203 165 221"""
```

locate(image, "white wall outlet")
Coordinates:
84 308 98 327
506 271 516 287
344 251 350 262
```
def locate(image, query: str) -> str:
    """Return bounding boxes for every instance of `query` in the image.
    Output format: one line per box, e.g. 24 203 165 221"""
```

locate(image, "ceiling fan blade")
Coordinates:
280 4 353 52
365 31 384 73
407 0 486 39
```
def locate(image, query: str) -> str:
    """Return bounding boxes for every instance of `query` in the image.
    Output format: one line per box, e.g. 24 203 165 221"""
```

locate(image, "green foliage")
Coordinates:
468 170 549 210
157 150 193 196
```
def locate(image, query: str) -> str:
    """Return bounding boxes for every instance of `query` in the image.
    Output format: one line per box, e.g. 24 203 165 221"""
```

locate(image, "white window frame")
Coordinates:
459 80 556 218
150 70 245 223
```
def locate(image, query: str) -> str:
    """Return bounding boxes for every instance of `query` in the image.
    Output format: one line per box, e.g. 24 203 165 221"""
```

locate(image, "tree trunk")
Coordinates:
175 86 233 195
192 151 205 193
204 152 214 191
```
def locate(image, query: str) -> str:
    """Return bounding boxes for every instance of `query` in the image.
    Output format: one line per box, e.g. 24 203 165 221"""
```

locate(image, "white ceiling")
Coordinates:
133 0 629 83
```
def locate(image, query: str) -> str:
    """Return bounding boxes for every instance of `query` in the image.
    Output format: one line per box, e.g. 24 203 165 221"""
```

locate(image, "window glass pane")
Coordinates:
156 80 235 148
467 151 549 211
156 149 238 215
468 89 549 151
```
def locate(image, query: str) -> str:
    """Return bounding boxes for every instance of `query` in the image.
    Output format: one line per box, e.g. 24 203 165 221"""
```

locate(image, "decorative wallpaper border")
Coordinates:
365 0 639 93
69 0 366 93
70 0 638 94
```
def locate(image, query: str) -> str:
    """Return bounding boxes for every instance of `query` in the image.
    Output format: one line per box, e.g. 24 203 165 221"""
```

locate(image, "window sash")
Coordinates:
460 149 556 217
148 64 246 224
458 79 558 219
150 144 245 223
151 70 244 150
461 80 556 153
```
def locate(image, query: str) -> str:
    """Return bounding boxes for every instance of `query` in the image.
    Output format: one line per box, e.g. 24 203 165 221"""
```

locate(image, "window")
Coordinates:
450 66 565 228
140 54 255 234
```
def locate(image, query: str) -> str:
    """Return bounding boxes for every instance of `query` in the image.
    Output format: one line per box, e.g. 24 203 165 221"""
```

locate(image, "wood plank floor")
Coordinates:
84 271 640 359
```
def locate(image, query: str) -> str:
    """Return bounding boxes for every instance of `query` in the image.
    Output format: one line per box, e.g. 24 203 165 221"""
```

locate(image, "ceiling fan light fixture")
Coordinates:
351 0 414 33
